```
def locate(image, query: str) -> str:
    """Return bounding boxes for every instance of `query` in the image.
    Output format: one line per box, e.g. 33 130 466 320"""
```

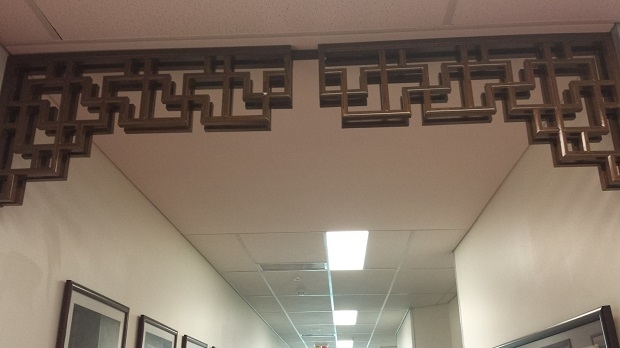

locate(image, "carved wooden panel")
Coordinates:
0 47 292 205
1 34 619 207
319 34 620 190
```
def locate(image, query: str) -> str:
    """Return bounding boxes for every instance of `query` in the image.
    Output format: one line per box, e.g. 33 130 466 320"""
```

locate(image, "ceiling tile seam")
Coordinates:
452 144 531 254
182 229 462 237
87 141 217 272
24 0 62 40
397 267 456 270
3 20 616 51
323 232 338 346
443 0 459 25
235 234 305 348
363 230 415 348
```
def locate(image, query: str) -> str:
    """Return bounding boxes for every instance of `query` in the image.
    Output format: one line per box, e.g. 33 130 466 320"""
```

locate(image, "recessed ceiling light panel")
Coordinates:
333 310 357 325
326 231 368 270
337 340 354 348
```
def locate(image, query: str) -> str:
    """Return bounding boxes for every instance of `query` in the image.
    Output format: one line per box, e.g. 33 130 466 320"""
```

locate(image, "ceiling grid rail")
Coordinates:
1 34 619 206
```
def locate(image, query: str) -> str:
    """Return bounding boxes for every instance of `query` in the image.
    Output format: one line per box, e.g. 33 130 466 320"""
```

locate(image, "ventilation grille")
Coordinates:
258 262 327 271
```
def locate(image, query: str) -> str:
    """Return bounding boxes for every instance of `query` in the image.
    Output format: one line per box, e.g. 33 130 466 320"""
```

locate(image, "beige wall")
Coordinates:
0 144 286 348
397 310 414 348
0 45 7 87
455 145 620 348
397 299 463 348
448 298 463 348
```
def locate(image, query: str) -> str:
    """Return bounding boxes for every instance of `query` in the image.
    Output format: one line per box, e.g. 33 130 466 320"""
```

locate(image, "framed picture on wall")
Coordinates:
182 335 208 348
55 280 130 348
592 332 606 347
137 315 177 348
542 339 572 348
495 306 619 348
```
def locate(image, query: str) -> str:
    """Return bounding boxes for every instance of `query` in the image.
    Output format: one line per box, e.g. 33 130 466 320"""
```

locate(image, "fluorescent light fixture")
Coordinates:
333 310 358 325
326 230 368 270
337 340 354 348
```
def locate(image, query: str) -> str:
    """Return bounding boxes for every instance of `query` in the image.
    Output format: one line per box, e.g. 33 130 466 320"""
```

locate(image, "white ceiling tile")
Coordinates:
289 311 333 326
0 0 56 44
356 311 380 325
270 324 300 336
333 295 387 311
260 311 291 327
375 310 408 334
187 234 257 272
384 294 445 310
245 295 282 313
331 270 396 295
452 0 620 26
341 333 371 341
402 229 465 268
277 332 303 342
241 232 327 264
364 230 412 269
278 295 332 312
287 342 309 348
337 324 375 334
370 334 398 346
304 337 337 347
296 324 335 335
437 292 457 305
391 268 456 294
353 342 371 348
221 271 271 296
263 270 329 296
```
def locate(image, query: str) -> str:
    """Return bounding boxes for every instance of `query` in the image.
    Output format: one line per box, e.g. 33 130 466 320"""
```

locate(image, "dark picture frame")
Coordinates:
495 306 619 348
55 280 129 348
137 315 177 348
182 335 208 348
593 332 607 347
542 339 572 348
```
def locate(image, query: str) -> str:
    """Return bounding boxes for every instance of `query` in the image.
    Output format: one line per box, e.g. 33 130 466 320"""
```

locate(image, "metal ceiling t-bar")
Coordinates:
0 34 619 207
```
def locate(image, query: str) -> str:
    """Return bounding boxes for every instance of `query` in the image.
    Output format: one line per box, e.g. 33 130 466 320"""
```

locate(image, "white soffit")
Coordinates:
1 0 617 53
34 0 450 40
451 0 620 26
0 0 58 44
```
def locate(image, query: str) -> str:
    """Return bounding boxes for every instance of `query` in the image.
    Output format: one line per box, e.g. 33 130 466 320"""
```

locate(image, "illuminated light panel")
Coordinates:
337 340 353 348
333 310 358 325
326 231 369 270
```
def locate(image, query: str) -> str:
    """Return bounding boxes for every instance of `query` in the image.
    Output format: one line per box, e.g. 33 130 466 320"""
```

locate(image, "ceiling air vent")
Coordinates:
258 262 327 271
301 334 335 338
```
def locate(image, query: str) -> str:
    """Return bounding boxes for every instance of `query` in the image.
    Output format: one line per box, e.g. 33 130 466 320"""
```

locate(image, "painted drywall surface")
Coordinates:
455 145 620 348
448 297 463 348
397 310 414 348
0 145 286 348
0 44 7 88
412 305 453 348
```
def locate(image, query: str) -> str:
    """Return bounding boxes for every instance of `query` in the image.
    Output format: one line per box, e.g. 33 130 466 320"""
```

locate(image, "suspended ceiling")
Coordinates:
1 1 619 348
1 0 619 54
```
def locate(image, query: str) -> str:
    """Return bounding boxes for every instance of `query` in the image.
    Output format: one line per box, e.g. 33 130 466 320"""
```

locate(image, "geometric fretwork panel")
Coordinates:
319 34 620 190
0 46 292 205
